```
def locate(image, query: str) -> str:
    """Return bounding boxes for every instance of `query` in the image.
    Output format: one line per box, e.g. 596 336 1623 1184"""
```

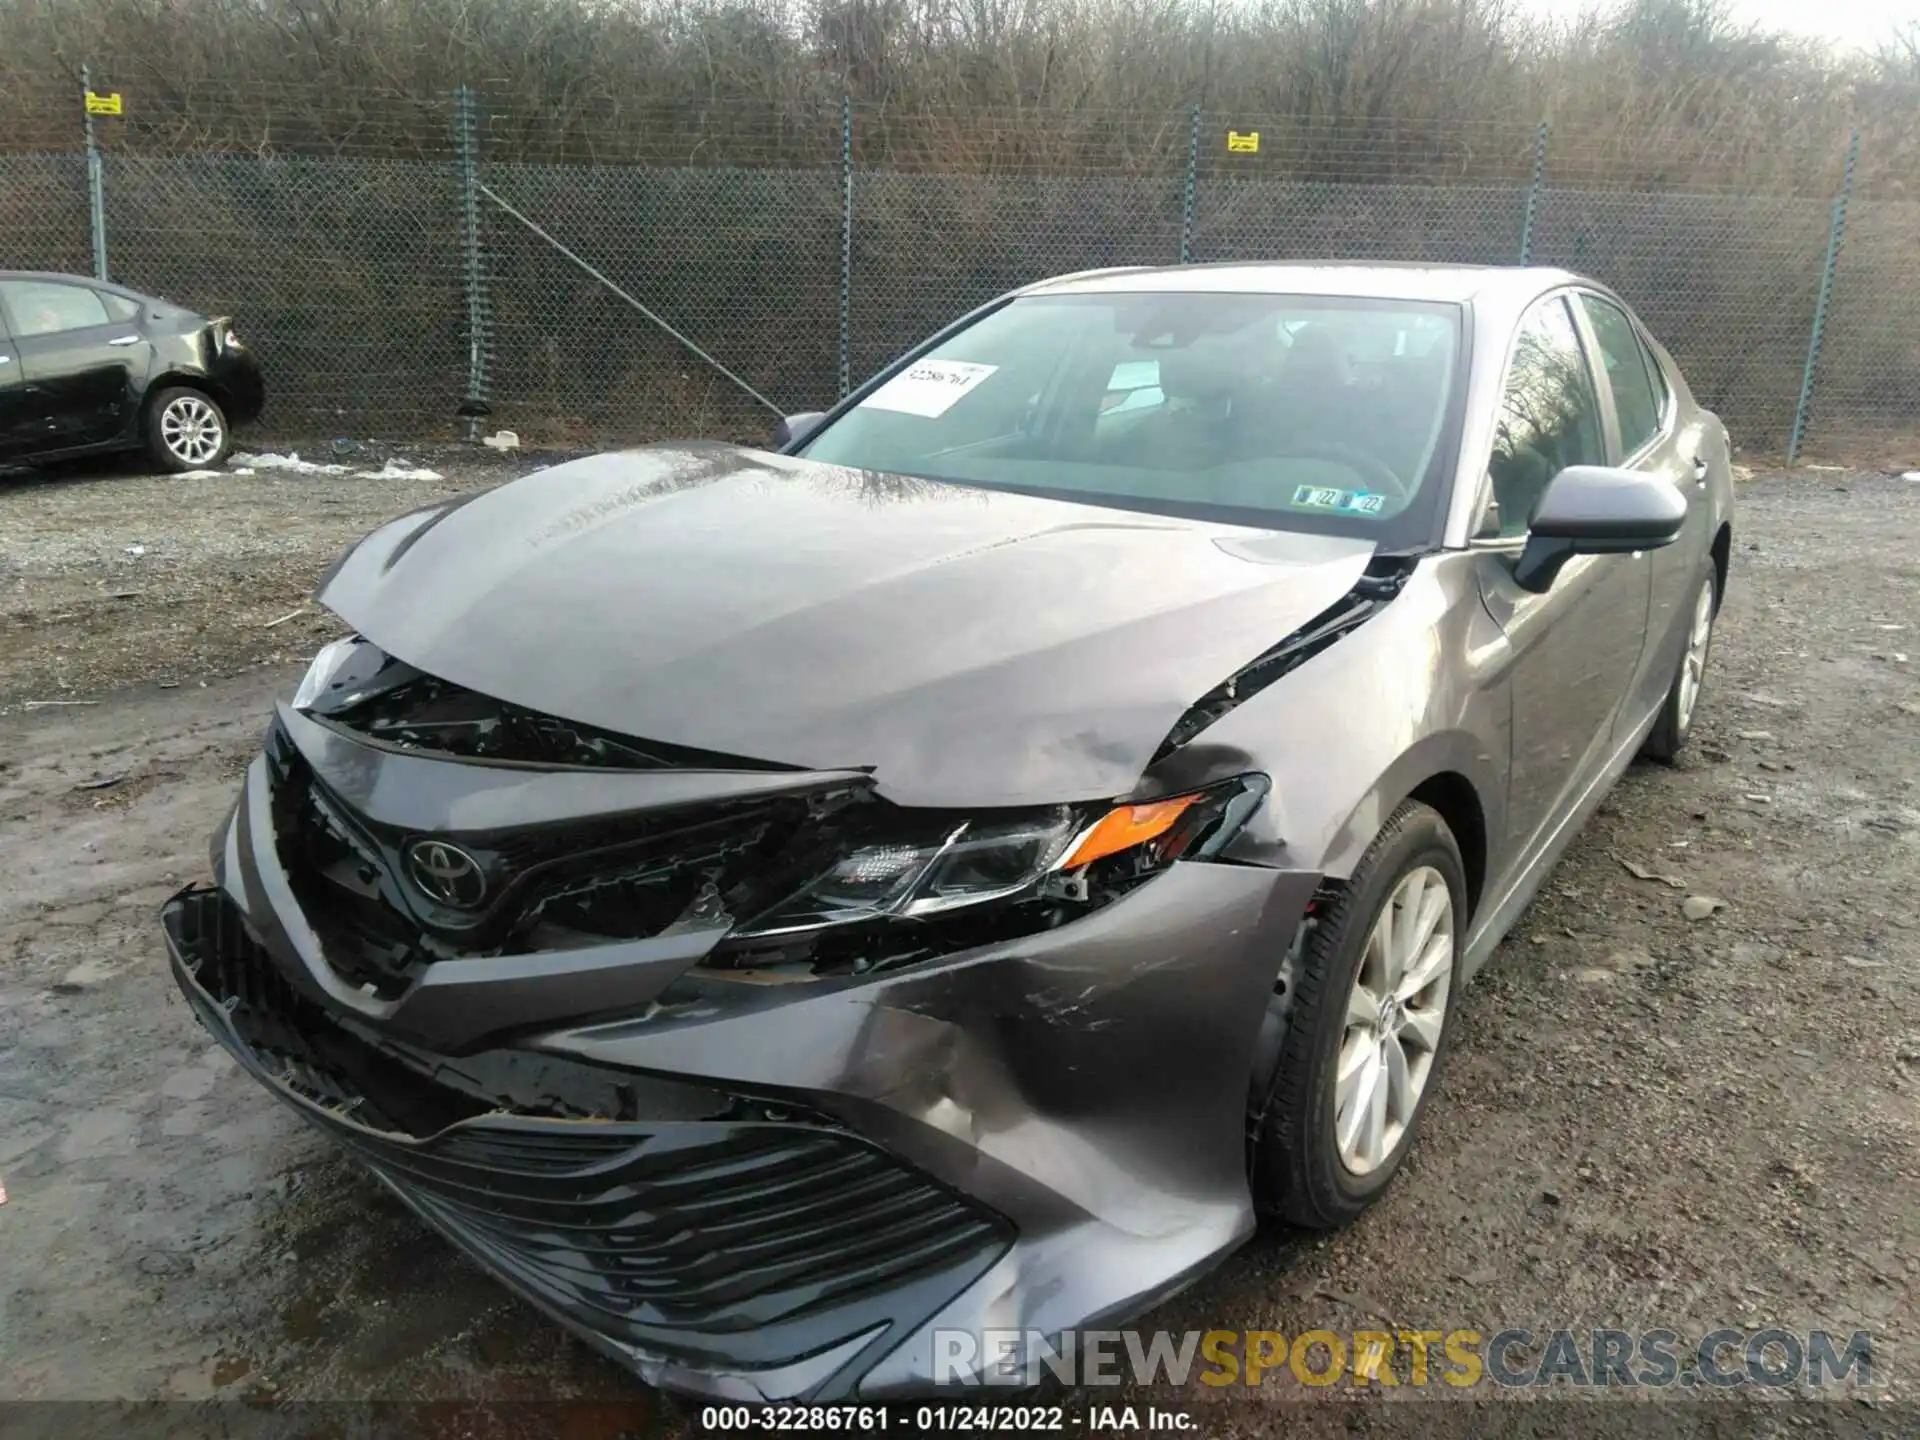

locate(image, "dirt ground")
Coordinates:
0 450 1916 1435
0 443 564 710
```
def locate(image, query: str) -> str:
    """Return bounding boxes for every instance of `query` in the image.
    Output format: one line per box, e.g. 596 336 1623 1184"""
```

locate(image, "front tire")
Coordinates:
1641 568 1718 763
1249 801 1466 1229
146 387 231 472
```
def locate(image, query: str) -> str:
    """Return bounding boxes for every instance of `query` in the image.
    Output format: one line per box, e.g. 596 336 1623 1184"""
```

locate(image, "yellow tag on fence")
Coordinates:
1226 130 1259 154
85 91 123 116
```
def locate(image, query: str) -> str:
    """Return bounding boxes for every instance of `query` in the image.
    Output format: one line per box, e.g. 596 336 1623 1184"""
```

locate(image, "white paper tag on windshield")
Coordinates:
861 359 998 418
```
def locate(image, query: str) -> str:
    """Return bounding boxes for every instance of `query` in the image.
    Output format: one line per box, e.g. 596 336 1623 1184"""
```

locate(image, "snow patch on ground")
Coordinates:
227 452 441 481
233 451 354 475
365 460 443 481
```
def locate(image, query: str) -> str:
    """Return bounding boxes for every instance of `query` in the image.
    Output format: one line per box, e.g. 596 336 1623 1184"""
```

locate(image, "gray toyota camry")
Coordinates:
162 263 1732 1400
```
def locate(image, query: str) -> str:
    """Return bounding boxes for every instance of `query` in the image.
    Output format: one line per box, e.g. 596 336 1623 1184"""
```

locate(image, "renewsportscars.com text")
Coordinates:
934 1326 1876 1390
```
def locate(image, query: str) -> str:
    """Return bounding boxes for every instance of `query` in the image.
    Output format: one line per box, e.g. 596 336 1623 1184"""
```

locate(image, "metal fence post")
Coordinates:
80 64 109 280
453 86 492 441
839 96 853 401
1787 130 1858 465
1179 104 1201 264
1518 120 1548 265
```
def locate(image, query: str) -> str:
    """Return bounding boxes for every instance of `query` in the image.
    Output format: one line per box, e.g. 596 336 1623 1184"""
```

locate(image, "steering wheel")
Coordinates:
1279 440 1409 501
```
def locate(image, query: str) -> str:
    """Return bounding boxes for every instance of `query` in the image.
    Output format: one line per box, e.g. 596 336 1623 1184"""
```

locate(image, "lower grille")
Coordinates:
396 1124 1003 1343
163 887 1010 1373
430 1125 644 1174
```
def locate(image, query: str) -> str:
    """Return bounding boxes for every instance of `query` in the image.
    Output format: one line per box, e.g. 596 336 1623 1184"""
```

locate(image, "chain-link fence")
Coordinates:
1804 199 1920 457
0 80 1909 461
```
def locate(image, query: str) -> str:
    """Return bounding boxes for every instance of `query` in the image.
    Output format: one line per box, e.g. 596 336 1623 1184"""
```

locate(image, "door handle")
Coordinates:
107 334 142 347
0 354 10 365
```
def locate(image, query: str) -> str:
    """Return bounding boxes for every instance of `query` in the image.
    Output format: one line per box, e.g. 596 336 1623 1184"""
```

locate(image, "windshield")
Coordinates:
799 291 1465 542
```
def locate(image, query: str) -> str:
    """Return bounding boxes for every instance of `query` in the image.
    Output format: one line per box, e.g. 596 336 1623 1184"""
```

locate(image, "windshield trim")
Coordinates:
794 289 1473 551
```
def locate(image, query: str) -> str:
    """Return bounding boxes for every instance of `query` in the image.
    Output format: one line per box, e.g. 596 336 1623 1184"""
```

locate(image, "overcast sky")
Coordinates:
1523 0 1911 50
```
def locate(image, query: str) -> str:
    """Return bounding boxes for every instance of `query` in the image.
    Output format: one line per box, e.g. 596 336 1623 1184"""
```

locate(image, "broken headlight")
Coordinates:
291 636 417 716
734 775 1269 938
735 809 1079 937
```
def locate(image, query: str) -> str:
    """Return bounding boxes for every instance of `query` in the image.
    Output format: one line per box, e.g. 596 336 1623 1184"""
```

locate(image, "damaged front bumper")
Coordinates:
162 707 1320 1400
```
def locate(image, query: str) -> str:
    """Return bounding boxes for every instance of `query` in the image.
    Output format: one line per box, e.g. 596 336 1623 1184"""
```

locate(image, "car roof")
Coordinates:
1020 261 1588 305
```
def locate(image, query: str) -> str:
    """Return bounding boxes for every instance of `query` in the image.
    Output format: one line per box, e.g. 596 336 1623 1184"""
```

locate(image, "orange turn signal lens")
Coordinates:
1057 794 1200 871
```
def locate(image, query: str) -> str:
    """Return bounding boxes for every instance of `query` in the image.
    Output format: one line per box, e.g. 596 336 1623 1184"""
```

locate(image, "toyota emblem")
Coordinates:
405 839 488 909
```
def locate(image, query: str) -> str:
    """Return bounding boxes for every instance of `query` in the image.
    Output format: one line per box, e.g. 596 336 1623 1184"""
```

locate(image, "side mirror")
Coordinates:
774 411 826 450
1513 465 1687 594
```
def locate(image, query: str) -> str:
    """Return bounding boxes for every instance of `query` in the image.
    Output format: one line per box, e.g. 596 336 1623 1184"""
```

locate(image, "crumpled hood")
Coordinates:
319 442 1377 807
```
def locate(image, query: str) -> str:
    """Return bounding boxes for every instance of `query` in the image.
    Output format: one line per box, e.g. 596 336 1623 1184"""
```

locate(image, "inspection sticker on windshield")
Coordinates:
861 360 998 418
1293 484 1385 515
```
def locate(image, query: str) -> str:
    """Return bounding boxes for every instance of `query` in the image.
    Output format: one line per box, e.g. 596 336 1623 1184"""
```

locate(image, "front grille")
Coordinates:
264 719 832 997
164 888 1011 1372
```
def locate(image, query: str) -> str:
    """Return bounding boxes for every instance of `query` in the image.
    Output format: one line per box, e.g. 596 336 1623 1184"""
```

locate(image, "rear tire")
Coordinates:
1641 567 1718 763
145 387 231 472
1249 801 1466 1229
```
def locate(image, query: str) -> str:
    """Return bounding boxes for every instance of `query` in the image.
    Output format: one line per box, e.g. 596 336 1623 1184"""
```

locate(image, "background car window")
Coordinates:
0 280 112 338
101 292 142 323
1484 296 1606 538
1580 294 1662 456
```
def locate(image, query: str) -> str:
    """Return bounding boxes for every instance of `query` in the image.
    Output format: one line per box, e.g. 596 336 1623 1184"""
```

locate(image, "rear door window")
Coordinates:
1579 294 1663 457
1637 328 1670 419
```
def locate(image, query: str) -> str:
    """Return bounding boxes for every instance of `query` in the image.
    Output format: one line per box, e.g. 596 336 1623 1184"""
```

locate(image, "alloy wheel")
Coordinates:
1676 576 1715 734
161 395 224 466
1335 864 1454 1176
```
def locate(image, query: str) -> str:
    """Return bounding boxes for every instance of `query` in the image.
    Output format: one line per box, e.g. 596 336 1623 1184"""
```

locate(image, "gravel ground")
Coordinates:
0 443 573 711
0 453 1915 1436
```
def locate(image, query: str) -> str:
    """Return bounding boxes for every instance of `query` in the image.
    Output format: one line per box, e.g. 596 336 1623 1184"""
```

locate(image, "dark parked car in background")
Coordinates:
0 270 263 471
161 263 1732 1400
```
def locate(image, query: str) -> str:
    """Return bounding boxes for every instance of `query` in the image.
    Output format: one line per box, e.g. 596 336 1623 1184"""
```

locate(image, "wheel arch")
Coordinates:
1404 772 1488 922
145 372 235 416
1710 520 1732 613
1314 739 1499 925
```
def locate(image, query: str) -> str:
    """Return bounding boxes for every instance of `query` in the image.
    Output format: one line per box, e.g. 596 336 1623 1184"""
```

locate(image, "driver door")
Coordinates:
1474 293 1651 861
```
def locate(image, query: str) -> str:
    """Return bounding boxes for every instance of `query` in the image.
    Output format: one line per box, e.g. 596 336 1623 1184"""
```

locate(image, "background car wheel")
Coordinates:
1641 568 1718 763
1249 800 1466 1229
146 387 231 472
